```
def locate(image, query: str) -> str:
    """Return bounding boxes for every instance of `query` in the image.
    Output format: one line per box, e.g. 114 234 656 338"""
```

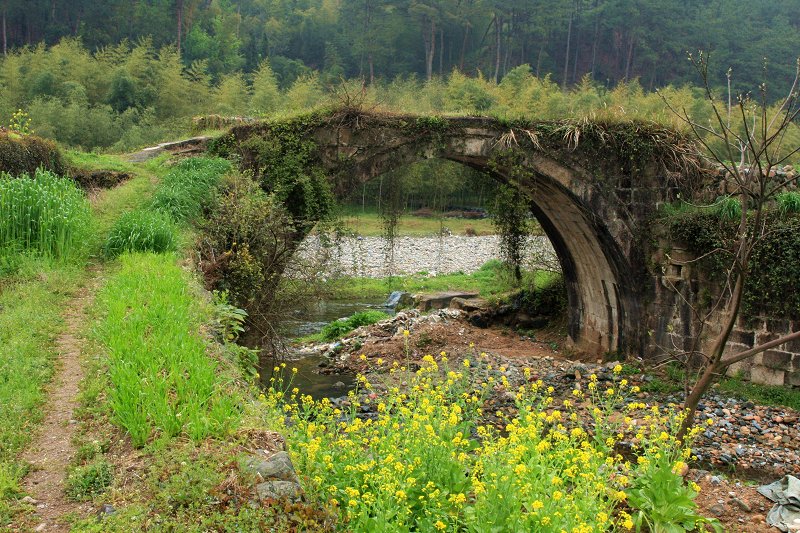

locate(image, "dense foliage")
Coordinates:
2 1 797 94
2 37 799 156
668 209 800 321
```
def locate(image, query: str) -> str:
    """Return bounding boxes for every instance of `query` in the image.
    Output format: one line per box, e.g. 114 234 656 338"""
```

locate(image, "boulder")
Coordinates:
243 451 300 484
449 297 489 313
416 291 479 311
256 480 303 501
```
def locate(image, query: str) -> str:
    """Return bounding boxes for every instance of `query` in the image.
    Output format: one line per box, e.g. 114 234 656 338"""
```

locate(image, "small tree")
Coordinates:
660 54 800 440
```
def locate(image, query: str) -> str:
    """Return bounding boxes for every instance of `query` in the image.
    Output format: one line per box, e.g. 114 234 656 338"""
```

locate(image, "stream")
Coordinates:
259 297 394 399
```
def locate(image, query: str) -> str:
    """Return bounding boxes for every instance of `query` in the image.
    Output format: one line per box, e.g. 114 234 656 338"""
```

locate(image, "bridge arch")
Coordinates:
229 110 701 357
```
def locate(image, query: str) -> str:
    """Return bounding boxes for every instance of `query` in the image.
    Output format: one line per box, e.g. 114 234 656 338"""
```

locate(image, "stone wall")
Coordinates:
651 244 800 388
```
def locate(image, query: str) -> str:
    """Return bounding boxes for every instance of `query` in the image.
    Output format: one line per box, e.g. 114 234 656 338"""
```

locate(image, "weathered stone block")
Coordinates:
787 337 800 353
756 331 778 345
750 365 785 386
763 350 793 371
767 319 791 335
787 371 800 388
725 360 752 380
729 329 755 348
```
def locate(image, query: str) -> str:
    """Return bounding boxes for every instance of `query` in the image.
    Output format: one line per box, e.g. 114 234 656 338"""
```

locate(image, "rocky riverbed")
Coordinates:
295 235 557 278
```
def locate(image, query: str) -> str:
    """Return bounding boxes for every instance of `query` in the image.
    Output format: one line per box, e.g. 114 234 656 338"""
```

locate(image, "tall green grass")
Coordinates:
777 191 800 216
0 169 90 261
104 210 178 257
95 253 241 447
151 157 232 222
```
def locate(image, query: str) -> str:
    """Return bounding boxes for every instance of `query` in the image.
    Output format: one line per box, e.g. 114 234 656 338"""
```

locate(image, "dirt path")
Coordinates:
20 278 99 532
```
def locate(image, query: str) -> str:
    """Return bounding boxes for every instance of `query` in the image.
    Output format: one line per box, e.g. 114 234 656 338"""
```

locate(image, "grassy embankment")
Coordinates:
0 153 163 525
336 207 497 237
65 158 332 530
324 260 559 301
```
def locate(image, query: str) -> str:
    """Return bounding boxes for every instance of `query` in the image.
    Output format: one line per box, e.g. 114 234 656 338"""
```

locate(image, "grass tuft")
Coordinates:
65 461 113 501
151 157 232 222
776 191 800 216
104 210 178 257
320 310 390 341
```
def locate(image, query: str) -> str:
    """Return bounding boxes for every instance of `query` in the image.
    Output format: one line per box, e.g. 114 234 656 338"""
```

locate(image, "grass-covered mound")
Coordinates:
0 132 66 177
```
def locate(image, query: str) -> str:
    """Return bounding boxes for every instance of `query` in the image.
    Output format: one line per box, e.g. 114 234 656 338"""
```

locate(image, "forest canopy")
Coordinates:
2 0 798 92
1 1 798 154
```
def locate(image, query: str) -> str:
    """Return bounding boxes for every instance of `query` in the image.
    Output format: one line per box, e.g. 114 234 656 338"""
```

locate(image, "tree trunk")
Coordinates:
177 0 184 57
623 32 635 81
562 3 574 88
590 0 600 78
369 53 374 85
424 19 436 81
536 38 546 77
439 27 444 76
459 24 469 71
1 5 6 57
572 22 580 83
493 14 501 83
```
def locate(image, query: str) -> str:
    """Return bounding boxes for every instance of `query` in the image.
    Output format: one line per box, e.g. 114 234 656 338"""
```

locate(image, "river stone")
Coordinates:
385 291 414 309
449 297 489 312
256 480 303 501
243 451 300 483
416 291 479 311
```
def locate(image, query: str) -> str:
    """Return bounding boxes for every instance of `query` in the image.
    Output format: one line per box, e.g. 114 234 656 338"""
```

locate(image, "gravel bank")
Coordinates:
296 235 557 278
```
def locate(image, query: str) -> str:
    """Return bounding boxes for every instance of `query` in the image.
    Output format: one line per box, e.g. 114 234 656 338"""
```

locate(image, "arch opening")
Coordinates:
335 148 639 357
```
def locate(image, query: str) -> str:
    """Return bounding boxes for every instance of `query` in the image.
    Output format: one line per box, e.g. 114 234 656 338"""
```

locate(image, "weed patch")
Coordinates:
65 461 113 501
320 310 389 341
718 376 800 411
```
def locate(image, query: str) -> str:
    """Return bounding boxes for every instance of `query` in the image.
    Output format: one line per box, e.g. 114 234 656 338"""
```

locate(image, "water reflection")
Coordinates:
259 298 394 400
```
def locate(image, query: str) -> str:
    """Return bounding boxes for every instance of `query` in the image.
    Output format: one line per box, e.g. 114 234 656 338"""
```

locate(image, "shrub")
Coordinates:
320 310 389 341
0 132 66 176
0 169 90 260
104 210 178 257
151 157 232 222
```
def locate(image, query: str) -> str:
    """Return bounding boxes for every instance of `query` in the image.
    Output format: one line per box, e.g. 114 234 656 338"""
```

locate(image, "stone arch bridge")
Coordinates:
226 110 705 359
